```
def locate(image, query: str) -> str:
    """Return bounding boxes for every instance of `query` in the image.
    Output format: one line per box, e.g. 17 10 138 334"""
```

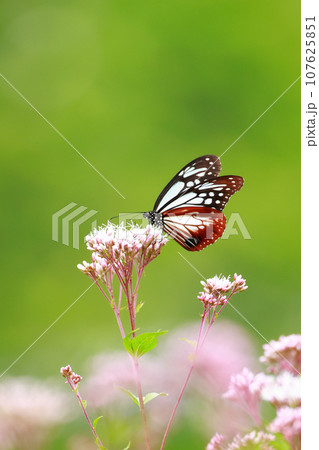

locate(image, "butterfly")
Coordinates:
143 155 244 251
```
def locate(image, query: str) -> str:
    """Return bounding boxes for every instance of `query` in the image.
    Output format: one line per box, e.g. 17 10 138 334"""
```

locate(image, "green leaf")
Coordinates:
143 392 168 405
122 329 140 355
123 330 168 358
136 301 144 314
119 387 140 406
82 400 87 409
122 336 133 355
123 443 131 450
180 338 197 348
93 415 103 430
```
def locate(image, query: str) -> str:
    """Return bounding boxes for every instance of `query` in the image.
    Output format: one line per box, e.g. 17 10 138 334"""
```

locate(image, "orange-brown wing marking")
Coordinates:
162 206 226 252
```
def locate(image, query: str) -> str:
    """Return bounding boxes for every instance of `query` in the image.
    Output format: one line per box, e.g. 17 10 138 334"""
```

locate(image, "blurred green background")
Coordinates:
0 0 300 448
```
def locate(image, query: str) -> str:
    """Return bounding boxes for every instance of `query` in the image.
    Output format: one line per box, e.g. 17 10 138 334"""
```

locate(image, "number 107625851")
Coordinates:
305 17 316 86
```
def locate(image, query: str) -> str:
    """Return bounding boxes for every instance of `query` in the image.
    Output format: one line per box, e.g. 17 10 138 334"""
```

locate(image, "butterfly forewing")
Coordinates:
154 155 222 213
156 174 243 213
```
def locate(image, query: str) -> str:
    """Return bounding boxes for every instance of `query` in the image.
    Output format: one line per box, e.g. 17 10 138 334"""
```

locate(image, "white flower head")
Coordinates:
261 372 301 407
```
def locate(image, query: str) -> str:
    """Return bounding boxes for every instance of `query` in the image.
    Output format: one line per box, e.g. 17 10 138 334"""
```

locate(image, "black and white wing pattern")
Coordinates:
153 155 243 214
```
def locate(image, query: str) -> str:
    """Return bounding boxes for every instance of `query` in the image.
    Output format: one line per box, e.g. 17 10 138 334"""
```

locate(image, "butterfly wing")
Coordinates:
149 154 244 251
191 175 244 212
162 206 226 251
154 155 222 213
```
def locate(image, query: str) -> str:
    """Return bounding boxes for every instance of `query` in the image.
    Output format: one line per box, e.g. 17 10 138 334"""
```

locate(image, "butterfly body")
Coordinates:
144 155 244 251
143 211 163 228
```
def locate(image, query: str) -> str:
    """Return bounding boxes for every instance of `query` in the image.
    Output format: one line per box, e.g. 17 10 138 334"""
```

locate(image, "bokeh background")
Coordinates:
0 0 300 448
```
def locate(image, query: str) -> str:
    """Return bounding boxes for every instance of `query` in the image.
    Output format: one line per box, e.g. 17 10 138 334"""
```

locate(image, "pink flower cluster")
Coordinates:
228 430 275 449
78 222 168 337
223 368 267 425
206 433 225 450
268 406 301 447
61 365 83 386
198 274 247 308
260 334 301 376
78 222 168 285
207 333 301 450
261 371 301 408
207 430 275 450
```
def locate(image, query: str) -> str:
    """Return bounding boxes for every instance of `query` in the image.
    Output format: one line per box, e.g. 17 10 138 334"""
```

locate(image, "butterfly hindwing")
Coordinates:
192 175 244 212
162 206 226 252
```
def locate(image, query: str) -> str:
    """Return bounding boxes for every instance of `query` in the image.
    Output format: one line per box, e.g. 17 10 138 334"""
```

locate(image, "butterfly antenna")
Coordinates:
108 212 146 222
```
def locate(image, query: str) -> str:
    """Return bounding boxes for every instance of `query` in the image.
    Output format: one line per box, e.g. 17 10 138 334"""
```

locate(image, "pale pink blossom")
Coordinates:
201 276 233 294
223 368 267 425
83 352 136 409
206 433 225 450
0 377 72 450
77 254 113 284
228 430 275 449
268 406 301 448
79 222 168 285
60 364 72 378
232 273 248 293
60 365 82 386
197 291 227 307
78 223 169 336
261 372 301 408
71 373 83 386
198 274 247 310
260 334 301 375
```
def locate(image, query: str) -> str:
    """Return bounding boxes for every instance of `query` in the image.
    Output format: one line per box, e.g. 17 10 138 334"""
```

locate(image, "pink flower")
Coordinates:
228 430 275 449
79 222 168 285
60 365 73 378
232 273 248 293
268 406 301 448
60 365 82 387
206 433 225 450
78 222 168 335
77 255 113 284
198 274 247 310
260 334 301 375
197 291 227 307
261 372 301 408
70 374 83 386
223 368 267 425
202 276 233 294
0 377 72 449
83 353 136 409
